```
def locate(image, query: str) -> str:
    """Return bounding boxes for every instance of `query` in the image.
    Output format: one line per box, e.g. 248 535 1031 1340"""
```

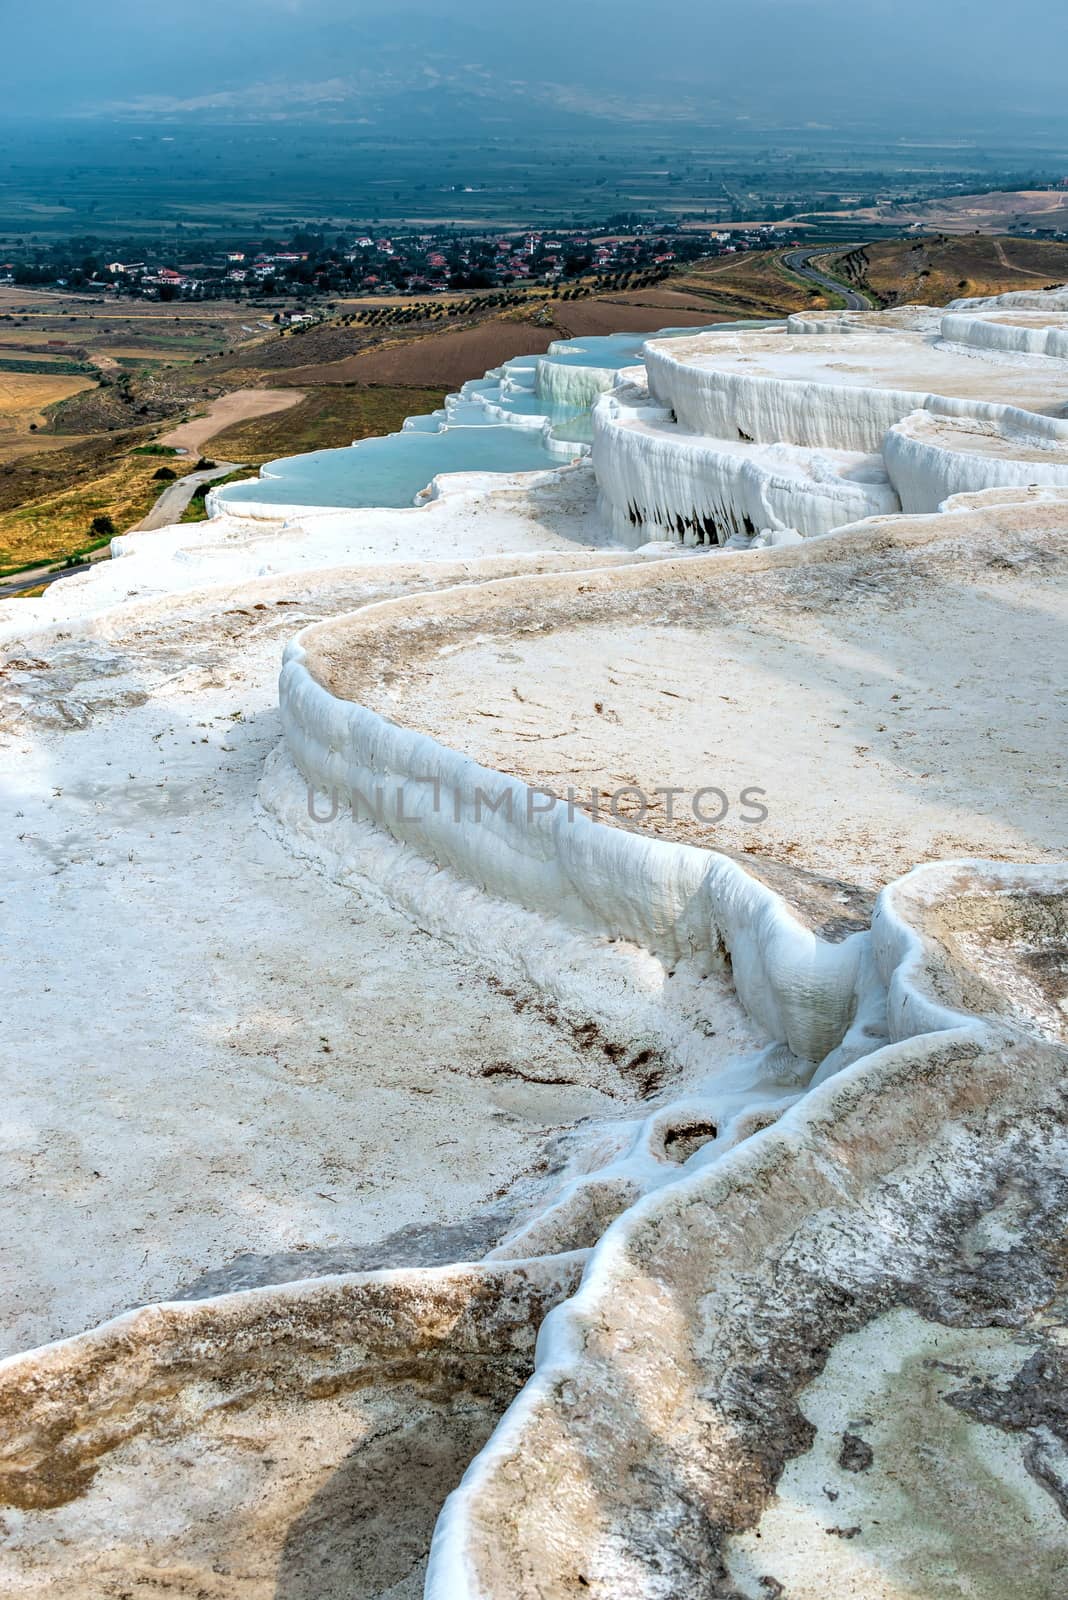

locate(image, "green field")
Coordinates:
0 356 94 375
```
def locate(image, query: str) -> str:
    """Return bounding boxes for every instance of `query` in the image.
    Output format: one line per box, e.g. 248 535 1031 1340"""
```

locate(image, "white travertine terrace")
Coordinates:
426 863 1068 1600
593 287 1068 544
642 326 1068 445
261 494 1066 1595
947 285 1068 311
885 406 1068 511
593 376 899 543
338 502 1065 891
940 309 1068 359
786 304 945 335
533 355 618 408
1 289 1066 1599
5 492 1061 1598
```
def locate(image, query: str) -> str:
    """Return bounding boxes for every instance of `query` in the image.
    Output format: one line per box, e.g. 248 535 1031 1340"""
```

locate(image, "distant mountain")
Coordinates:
95 70 718 133
6 0 1068 139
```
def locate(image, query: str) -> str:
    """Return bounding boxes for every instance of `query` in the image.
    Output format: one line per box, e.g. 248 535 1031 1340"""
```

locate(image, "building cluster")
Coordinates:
101 250 314 297
335 224 780 295
4 221 795 299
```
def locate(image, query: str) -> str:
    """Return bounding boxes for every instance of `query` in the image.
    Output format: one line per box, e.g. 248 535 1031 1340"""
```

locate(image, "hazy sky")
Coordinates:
2 0 1066 128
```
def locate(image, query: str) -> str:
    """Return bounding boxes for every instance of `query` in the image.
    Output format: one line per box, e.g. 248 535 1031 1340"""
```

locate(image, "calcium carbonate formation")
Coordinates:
592 289 1068 545
1 283 1066 1600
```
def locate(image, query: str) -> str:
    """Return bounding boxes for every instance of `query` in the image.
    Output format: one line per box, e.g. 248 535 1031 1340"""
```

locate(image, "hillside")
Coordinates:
9 237 1062 575
0 262 825 574
826 235 1068 307
832 188 1068 236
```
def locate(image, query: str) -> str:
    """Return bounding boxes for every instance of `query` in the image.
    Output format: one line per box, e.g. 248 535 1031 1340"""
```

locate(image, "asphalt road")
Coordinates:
781 248 872 310
0 562 97 602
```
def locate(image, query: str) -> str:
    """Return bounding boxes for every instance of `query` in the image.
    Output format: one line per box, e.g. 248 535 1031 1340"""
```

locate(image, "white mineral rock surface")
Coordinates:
534 353 618 408
339 508 1065 889
643 326 1068 450
593 289 1068 541
885 406 1068 510
787 305 946 336
940 308 1068 359
592 377 898 544
0 286 1065 1598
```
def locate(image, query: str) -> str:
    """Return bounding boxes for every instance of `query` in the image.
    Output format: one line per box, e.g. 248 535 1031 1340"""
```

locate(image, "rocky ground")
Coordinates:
1 291 1065 1599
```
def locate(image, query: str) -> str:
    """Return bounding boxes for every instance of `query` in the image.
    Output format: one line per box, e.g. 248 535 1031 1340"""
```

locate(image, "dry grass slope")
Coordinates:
0 371 96 463
0 451 197 571
834 236 1068 308
207 384 449 465
668 251 836 317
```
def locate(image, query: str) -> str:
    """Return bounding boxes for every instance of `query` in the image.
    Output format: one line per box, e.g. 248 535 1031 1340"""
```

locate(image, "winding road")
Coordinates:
134 459 242 532
781 247 872 310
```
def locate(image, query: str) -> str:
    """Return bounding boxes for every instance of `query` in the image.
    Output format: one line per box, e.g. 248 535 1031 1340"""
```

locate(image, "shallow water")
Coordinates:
219 425 561 510
217 320 763 512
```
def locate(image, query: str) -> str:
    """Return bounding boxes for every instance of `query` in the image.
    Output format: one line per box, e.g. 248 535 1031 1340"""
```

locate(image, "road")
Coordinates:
0 563 89 601
781 247 872 310
0 461 244 601
134 460 243 531
991 238 1050 279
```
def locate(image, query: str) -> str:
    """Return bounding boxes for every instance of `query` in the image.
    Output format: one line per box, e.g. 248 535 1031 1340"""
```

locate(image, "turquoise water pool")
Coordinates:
219 424 562 510
217 321 763 513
